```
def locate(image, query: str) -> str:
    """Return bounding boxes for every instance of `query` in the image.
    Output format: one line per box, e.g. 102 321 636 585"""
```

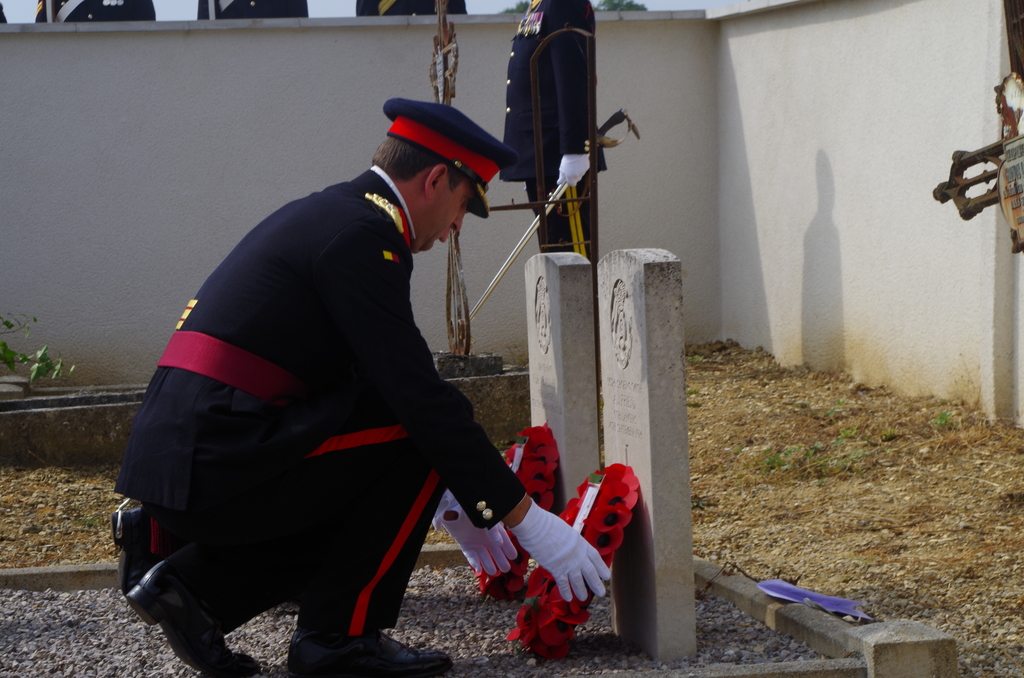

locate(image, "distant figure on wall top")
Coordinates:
356 0 464 17
0 3 7 22
197 0 306 19
35 0 154 21
501 0 605 259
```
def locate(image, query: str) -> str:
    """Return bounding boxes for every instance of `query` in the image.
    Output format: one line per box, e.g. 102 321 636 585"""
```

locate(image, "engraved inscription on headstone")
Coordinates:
525 253 600 513
610 279 633 370
598 248 696 661
534 276 551 355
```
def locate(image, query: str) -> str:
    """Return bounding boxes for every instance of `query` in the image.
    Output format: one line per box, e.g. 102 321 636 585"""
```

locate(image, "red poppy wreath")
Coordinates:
506 463 640 658
476 424 561 600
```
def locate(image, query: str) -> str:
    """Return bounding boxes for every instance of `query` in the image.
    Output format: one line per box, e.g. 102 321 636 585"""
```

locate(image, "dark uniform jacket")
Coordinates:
35 0 154 21
355 0 464 16
197 0 306 20
116 171 524 529
500 0 604 182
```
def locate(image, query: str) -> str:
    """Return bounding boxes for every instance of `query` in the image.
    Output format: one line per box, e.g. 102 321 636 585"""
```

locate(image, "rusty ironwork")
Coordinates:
932 140 1004 221
933 2 1024 253
430 0 473 355
1007 0 1024 76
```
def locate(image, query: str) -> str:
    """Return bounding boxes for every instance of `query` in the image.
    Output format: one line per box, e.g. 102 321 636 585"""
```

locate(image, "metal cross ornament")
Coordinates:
429 0 471 355
933 0 1024 252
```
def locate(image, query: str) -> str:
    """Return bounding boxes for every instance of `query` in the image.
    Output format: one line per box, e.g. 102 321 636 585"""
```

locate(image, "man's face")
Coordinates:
411 175 477 254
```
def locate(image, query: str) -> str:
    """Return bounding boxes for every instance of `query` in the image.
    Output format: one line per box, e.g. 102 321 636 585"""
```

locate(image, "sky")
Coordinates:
4 0 742 23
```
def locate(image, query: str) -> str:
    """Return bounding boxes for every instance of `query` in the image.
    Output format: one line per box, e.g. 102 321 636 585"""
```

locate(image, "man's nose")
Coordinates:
441 215 465 243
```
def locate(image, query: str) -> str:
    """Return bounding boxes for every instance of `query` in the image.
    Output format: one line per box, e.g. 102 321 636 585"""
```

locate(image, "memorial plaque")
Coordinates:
525 253 600 513
598 248 696 660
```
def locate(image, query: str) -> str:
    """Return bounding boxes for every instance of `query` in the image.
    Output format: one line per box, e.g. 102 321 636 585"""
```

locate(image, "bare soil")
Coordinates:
1 341 1023 676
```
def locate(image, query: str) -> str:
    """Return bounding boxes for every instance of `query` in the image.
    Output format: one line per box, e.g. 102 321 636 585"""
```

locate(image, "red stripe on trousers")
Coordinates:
348 469 440 636
305 424 409 459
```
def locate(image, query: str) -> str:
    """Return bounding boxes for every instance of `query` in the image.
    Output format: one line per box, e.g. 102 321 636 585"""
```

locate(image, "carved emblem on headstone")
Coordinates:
610 279 633 370
534 276 551 355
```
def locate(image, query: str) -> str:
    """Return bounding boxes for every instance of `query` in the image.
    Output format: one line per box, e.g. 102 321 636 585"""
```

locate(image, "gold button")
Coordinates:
506 107 511 113
475 501 487 511
510 51 515 57
506 79 511 85
482 509 494 520
87 12 92 17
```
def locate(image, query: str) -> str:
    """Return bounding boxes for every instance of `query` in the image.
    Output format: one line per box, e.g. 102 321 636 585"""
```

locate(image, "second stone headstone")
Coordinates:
525 252 600 512
598 248 696 660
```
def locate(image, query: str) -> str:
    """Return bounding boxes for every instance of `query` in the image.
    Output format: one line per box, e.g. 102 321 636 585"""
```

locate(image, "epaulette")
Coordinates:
364 193 405 237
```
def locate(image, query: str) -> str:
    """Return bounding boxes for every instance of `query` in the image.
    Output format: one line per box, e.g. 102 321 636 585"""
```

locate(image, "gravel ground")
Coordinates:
4 342 1024 676
0 566 821 677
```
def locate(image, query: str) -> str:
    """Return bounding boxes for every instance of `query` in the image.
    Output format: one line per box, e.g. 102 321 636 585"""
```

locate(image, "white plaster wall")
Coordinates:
717 0 1007 404
0 14 719 386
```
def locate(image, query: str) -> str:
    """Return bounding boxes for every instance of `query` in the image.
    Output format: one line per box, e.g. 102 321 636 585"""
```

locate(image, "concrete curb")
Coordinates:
0 544 468 592
692 560 957 678
1 551 956 678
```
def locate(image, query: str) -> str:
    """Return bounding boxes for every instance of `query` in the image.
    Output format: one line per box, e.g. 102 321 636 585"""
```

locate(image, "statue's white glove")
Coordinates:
557 153 589 187
507 500 610 601
432 490 517 576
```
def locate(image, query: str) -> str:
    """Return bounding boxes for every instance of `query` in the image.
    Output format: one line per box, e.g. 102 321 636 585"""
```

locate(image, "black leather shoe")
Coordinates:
126 561 260 678
288 627 452 678
111 506 162 596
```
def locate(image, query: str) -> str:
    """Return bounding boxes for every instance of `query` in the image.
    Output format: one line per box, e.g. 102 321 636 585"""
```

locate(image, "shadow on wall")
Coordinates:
717 43 771 351
801 150 844 371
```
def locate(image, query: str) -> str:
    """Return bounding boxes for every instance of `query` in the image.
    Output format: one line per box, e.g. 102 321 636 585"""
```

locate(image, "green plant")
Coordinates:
595 0 647 9
750 441 871 478
932 412 954 427
1 314 73 383
501 0 528 11
880 427 900 442
823 399 845 418
687 355 704 364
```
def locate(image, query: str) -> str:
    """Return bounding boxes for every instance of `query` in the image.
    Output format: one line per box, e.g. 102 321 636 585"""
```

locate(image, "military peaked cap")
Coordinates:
383 98 518 218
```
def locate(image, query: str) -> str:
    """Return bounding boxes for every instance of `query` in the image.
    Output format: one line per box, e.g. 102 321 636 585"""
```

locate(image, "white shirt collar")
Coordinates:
370 165 416 241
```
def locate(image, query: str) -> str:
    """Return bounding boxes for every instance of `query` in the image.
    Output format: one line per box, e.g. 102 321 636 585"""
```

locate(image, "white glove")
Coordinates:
507 500 610 601
432 490 518 576
557 153 589 187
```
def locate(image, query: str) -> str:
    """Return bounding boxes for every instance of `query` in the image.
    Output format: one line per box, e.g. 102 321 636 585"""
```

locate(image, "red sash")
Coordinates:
158 331 308 406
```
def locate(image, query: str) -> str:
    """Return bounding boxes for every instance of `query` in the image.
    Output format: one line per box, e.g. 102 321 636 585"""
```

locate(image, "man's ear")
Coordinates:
422 164 450 200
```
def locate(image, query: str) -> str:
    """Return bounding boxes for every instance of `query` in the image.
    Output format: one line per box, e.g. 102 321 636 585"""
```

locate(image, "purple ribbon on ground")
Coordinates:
756 579 872 621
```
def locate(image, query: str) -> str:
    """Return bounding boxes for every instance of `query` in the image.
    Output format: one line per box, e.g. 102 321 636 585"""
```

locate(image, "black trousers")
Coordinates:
145 435 444 635
525 176 592 260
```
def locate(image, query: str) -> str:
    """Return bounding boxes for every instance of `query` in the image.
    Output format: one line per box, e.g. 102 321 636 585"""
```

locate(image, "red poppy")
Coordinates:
589 524 624 558
584 500 632 533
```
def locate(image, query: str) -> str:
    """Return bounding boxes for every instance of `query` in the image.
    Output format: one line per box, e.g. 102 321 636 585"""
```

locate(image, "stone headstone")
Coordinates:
525 253 600 513
598 248 696 660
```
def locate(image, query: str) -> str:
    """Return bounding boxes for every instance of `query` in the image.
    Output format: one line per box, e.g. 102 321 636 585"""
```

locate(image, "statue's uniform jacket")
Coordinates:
115 170 525 531
35 0 154 21
500 0 602 183
196 0 307 20
355 0 465 16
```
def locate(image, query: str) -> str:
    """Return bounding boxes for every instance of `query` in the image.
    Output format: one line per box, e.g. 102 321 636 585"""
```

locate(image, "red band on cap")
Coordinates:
388 116 499 184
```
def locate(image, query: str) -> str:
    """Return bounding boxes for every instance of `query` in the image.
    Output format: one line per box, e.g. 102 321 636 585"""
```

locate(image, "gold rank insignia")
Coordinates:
176 299 198 330
364 193 404 235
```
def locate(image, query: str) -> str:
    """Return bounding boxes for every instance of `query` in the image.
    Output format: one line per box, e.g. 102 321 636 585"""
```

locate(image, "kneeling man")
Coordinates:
114 98 609 678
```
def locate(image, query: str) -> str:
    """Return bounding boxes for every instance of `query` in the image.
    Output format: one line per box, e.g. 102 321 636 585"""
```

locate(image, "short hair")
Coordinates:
372 136 466 191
